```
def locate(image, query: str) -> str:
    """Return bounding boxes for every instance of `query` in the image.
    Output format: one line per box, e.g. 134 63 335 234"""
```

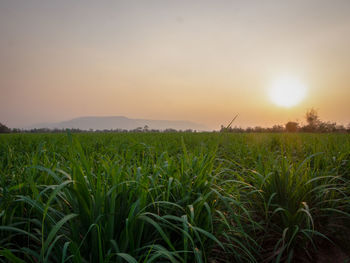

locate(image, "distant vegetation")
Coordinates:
1 109 349 134
0 123 198 134
0 133 349 262
0 123 11 133
220 109 350 133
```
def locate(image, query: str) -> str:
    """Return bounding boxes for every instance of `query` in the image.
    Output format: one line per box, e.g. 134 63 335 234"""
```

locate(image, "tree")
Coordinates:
318 121 337 133
285 122 299 132
0 122 11 133
272 125 284 132
305 108 320 131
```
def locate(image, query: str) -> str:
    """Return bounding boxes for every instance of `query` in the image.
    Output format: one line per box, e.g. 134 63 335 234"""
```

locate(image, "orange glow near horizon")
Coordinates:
0 1 350 130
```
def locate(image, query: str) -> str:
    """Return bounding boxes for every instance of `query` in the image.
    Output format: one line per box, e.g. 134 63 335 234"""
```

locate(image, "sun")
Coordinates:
269 76 307 107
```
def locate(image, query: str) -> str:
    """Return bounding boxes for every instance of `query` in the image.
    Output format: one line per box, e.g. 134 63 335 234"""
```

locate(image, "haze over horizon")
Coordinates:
26 116 209 131
1 0 350 130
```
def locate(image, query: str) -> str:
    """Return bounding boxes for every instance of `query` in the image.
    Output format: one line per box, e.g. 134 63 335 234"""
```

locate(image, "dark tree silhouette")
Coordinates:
0 122 11 133
305 108 320 131
285 122 299 132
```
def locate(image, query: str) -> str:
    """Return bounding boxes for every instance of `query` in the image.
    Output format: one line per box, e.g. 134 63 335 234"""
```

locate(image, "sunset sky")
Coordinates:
1 0 350 130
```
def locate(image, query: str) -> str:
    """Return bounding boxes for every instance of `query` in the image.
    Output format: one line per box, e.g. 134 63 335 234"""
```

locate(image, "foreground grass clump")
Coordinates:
0 133 349 262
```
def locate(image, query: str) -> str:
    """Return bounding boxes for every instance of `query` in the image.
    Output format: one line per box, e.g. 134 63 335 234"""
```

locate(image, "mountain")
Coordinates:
28 116 209 131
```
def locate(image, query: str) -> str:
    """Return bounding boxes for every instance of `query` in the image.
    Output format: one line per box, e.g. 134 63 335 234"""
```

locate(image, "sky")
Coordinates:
1 0 350 130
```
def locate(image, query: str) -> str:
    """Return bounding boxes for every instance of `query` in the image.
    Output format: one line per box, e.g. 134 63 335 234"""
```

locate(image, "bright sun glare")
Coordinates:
269 76 307 107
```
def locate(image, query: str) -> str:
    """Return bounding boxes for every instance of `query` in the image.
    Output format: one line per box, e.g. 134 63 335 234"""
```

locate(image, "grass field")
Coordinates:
0 133 349 263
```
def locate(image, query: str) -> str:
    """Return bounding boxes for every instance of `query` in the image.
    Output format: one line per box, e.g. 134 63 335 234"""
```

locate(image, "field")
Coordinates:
0 133 349 263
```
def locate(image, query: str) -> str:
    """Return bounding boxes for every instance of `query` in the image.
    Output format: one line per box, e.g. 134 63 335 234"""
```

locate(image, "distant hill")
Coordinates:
28 116 209 131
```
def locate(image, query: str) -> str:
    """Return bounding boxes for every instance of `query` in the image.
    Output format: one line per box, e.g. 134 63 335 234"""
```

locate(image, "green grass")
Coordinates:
0 133 349 262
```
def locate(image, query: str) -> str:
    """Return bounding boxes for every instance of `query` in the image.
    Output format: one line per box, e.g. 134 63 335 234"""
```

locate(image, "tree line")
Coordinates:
220 109 350 133
1 109 349 133
0 124 198 134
